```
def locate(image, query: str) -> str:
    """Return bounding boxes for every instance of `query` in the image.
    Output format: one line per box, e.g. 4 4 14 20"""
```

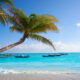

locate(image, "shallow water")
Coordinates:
0 53 80 73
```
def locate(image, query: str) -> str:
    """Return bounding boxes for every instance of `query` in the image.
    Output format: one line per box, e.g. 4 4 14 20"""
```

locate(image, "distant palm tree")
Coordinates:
0 8 58 52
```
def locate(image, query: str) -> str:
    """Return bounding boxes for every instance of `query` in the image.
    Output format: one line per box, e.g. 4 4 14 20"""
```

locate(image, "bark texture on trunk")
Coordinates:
0 34 26 52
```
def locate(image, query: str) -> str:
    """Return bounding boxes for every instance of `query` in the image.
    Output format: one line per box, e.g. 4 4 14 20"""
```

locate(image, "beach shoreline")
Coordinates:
1 69 80 74
0 71 80 80
0 53 80 80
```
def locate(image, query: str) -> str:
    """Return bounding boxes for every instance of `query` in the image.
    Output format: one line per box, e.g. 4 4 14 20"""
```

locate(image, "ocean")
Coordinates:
0 53 80 74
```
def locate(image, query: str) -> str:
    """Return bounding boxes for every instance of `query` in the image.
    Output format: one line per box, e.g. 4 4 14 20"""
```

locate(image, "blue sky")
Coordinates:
0 0 80 53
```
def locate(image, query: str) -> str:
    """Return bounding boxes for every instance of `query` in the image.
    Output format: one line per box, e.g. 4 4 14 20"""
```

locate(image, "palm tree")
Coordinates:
0 8 58 52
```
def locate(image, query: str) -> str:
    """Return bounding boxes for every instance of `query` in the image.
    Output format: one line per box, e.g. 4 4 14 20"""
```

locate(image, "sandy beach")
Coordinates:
0 72 80 80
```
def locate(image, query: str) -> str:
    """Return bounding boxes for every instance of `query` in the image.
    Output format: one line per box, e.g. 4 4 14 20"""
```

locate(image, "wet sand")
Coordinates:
0 73 80 80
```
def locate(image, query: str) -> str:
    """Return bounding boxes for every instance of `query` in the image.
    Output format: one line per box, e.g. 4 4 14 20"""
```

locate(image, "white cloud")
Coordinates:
10 43 54 53
3 41 80 53
76 23 80 27
55 42 80 52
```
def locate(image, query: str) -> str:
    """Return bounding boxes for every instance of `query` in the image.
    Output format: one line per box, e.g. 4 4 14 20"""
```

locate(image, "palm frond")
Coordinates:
29 34 55 49
41 15 58 22
0 11 8 26
0 6 8 26
30 23 58 33
0 0 13 7
7 15 21 27
28 14 58 33
5 8 24 27
10 26 23 33
6 8 29 28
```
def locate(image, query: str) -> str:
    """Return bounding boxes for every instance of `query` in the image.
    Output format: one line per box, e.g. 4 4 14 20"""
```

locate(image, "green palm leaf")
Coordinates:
29 34 55 50
0 11 8 26
10 26 23 33
28 14 58 33
30 23 58 33
0 0 13 7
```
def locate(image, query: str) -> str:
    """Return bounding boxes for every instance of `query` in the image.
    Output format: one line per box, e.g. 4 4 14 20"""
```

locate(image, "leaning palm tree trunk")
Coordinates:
0 34 26 52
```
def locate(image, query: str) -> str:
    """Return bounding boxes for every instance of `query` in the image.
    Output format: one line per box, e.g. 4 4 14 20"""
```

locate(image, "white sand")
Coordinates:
0 72 80 80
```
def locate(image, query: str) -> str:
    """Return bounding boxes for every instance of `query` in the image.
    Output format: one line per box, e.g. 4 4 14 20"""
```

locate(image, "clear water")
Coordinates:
0 53 80 72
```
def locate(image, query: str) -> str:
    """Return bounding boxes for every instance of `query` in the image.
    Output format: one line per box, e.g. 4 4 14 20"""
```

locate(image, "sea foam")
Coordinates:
0 69 80 75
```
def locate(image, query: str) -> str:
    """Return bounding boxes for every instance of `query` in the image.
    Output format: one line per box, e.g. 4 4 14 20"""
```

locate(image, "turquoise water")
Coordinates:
0 53 80 72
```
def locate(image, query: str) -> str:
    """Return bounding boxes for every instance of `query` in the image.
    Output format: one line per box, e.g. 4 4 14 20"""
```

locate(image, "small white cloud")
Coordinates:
76 23 80 27
55 42 80 52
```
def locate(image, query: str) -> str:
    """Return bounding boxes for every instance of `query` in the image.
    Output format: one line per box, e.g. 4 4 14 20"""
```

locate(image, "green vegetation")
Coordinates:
0 0 58 52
